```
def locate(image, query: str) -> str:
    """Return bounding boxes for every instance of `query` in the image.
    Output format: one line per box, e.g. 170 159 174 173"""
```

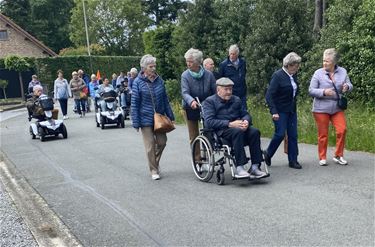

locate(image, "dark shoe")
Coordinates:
263 150 271 166
289 161 302 169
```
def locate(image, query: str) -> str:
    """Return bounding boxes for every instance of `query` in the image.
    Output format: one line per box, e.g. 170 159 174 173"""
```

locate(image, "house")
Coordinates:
0 14 57 99
0 13 57 58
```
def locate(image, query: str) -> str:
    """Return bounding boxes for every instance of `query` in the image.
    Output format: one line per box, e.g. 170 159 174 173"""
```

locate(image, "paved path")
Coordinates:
0 107 374 246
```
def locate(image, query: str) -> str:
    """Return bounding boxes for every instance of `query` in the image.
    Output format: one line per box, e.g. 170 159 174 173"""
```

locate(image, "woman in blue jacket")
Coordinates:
264 52 302 169
131 54 175 180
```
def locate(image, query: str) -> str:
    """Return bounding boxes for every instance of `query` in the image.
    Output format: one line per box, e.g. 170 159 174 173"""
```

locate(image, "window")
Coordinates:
0 30 9 40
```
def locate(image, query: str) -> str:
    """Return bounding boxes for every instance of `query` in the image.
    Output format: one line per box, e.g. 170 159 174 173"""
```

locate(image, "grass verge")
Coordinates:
171 97 375 153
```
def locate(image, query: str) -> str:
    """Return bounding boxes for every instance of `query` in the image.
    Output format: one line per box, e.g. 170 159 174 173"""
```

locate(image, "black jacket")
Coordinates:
266 69 299 114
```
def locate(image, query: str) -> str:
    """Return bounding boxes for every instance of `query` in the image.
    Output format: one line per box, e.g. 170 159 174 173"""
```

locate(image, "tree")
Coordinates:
141 0 187 26
70 0 149 56
4 55 31 101
244 0 314 99
0 0 74 52
338 0 375 109
0 79 9 99
299 0 363 98
313 0 329 37
143 23 176 80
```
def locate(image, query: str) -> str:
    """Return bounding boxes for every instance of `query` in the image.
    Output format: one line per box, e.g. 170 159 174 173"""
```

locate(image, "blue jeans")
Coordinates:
267 112 298 162
74 99 86 115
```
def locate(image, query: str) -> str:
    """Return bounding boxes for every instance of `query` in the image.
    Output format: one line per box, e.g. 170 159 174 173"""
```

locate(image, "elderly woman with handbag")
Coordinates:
309 48 353 166
181 48 216 164
131 54 175 180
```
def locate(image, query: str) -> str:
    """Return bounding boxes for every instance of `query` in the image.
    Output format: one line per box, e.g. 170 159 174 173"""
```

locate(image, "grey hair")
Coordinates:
228 44 239 55
130 67 138 74
140 54 156 69
184 48 203 64
323 48 339 64
283 52 302 67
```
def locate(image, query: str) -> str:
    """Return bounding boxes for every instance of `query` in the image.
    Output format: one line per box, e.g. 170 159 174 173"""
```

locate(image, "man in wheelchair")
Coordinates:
202 78 267 179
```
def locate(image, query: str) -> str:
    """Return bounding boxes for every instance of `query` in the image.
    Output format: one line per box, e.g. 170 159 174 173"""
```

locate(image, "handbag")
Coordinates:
154 112 175 133
331 82 348 110
146 82 175 133
79 91 87 99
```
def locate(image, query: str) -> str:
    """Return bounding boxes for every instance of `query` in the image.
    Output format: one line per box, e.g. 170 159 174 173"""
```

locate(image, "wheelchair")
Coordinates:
191 99 270 185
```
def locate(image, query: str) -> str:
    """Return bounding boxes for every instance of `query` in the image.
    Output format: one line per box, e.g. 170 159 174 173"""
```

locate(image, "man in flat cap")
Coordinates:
202 78 267 178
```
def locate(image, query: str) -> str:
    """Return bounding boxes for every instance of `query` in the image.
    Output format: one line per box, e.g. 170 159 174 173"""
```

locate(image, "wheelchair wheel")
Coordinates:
191 135 214 182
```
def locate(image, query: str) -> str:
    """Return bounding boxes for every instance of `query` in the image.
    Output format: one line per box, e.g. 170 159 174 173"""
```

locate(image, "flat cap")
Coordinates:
216 77 234 86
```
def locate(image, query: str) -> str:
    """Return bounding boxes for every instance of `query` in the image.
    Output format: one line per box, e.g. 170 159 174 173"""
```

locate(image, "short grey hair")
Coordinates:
323 48 339 64
283 52 302 67
228 44 239 55
130 67 138 74
184 48 203 64
140 54 156 69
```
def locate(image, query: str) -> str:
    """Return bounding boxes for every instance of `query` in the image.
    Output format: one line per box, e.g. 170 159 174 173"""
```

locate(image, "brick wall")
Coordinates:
0 20 50 58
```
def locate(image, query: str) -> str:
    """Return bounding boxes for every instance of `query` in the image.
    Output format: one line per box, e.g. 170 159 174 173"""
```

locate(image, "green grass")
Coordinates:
172 97 375 153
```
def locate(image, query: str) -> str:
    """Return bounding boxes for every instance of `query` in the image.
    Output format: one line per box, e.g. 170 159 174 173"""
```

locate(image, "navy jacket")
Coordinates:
131 72 175 129
202 94 252 135
266 69 299 114
218 57 247 98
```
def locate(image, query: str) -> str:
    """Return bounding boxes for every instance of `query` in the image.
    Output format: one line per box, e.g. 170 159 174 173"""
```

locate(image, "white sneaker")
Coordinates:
64 115 69 119
333 156 348 165
151 174 160 180
319 159 327 166
235 166 250 178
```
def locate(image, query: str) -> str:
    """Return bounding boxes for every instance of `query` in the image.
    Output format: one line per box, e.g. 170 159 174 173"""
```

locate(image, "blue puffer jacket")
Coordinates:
218 57 247 98
131 72 175 129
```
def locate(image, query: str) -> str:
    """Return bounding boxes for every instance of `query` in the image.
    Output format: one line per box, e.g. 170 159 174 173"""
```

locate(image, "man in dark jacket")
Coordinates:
202 78 267 179
218 44 247 109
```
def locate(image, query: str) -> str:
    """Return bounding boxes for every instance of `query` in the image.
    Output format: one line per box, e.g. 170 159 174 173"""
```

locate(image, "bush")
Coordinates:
165 79 181 103
59 44 107 56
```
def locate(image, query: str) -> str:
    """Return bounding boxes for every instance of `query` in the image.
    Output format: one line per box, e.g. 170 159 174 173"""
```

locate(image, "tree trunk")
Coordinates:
18 72 25 101
313 0 322 35
2 88 7 99
322 0 328 27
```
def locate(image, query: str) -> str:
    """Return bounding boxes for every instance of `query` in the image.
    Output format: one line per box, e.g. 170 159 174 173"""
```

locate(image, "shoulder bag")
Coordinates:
146 82 175 133
331 82 348 110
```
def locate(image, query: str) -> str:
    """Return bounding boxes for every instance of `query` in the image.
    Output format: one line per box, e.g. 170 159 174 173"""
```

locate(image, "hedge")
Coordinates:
0 55 141 89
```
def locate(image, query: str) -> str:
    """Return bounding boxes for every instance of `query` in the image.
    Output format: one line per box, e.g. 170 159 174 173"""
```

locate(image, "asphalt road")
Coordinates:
0 107 374 246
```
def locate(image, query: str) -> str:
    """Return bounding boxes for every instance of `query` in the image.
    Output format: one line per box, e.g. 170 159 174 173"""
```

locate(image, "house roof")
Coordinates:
0 13 57 57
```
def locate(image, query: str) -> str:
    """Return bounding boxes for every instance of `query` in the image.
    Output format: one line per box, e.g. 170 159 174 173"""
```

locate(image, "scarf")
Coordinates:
188 66 204 79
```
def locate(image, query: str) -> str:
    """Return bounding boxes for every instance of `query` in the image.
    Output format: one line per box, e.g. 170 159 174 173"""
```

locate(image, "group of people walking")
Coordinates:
29 45 353 181
129 45 352 180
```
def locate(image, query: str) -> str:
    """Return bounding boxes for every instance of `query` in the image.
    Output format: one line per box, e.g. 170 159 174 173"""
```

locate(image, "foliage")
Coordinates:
32 56 141 89
59 44 107 56
165 79 181 103
299 0 363 98
244 0 314 99
0 0 74 52
337 0 375 109
69 0 149 56
4 55 31 72
141 0 188 26
143 23 176 80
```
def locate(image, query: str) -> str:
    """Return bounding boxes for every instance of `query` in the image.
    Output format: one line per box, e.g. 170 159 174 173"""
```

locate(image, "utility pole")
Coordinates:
82 0 93 73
